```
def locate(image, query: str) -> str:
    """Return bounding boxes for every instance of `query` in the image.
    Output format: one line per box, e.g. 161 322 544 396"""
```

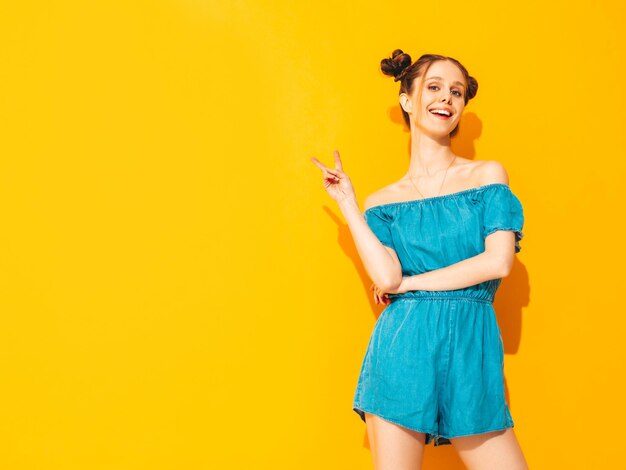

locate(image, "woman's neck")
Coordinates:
407 131 455 176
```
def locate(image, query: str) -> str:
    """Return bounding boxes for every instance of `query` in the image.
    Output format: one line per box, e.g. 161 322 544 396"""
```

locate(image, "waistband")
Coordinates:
387 290 494 304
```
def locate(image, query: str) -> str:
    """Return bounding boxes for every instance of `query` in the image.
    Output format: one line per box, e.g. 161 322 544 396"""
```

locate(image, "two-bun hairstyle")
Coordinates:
380 49 478 137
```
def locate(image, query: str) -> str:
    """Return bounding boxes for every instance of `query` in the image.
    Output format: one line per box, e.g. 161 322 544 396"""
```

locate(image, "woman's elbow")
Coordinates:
381 268 403 292
371 248 403 291
484 232 517 278
497 256 515 278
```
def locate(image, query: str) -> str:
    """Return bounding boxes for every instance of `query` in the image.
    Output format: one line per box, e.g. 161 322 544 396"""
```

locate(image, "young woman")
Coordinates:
311 50 529 469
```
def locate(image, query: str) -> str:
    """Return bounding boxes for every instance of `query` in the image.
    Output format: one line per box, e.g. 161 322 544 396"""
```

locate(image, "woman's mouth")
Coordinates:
429 109 452 120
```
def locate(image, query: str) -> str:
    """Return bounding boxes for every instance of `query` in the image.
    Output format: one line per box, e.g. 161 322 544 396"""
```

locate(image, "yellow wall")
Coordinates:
1 1 624 468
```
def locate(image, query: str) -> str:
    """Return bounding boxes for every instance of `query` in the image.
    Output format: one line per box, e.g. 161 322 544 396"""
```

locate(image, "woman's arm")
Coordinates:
310 150 402 292
400 160 519 293
399 229 517 292
338 198 402 292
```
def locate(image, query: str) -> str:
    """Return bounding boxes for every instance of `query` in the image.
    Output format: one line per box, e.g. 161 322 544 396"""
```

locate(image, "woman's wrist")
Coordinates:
337 197 360 213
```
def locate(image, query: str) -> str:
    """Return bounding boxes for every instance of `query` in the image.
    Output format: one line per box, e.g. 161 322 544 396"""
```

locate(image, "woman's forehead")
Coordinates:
424 61 465 83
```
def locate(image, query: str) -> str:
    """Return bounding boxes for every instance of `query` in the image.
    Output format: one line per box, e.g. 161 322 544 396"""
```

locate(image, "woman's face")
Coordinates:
400 60 467 137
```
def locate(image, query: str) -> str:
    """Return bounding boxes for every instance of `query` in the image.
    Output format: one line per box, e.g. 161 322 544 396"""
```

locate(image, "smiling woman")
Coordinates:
380 50 478 137
311 49 529 470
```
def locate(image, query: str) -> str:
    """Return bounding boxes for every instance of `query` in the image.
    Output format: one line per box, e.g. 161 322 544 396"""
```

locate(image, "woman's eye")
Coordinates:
429 84 462 97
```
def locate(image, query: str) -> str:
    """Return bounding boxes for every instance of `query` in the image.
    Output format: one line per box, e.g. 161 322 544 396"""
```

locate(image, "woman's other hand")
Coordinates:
370 283 391 305
370 277 410 304
310 149 357 204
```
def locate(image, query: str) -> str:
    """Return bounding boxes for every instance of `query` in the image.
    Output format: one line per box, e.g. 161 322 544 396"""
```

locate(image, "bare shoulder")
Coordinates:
476 159 510 186
363 187 391 212
363 183 403 212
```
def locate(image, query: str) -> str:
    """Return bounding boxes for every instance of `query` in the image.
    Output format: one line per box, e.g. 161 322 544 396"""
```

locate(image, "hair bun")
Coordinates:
380 49 412 82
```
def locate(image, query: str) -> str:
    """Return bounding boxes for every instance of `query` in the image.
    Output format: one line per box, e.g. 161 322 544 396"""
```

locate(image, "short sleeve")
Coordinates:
482 185 525 253
364 207 395 250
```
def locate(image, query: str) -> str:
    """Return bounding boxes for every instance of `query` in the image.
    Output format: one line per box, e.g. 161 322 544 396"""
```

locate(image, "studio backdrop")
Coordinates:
0 1 624 468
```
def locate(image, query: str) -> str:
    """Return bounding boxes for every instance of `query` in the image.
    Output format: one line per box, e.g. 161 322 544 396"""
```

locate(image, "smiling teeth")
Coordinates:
431 109 451 116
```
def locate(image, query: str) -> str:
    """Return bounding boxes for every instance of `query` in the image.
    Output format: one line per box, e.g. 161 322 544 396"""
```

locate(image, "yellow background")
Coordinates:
1 1 624 468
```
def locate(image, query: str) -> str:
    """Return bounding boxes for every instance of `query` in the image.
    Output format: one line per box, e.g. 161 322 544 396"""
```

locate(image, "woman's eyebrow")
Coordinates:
425 76 465 88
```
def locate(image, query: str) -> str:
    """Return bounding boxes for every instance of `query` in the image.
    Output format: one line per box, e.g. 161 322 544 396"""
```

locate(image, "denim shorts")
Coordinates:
352 294 515 446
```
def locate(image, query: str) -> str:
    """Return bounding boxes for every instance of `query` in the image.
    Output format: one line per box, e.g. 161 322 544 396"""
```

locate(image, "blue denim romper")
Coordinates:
353 183 524 446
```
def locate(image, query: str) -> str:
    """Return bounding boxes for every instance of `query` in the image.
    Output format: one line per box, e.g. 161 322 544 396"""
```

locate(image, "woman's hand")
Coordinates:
370 283 391 305
310 149 357 205
370 278 410 305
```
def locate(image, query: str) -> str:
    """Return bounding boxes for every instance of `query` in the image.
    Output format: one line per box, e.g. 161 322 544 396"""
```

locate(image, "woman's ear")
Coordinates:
399 93 412 114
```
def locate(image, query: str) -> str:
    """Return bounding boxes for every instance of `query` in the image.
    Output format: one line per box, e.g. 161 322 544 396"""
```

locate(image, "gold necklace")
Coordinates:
407 155 457 199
